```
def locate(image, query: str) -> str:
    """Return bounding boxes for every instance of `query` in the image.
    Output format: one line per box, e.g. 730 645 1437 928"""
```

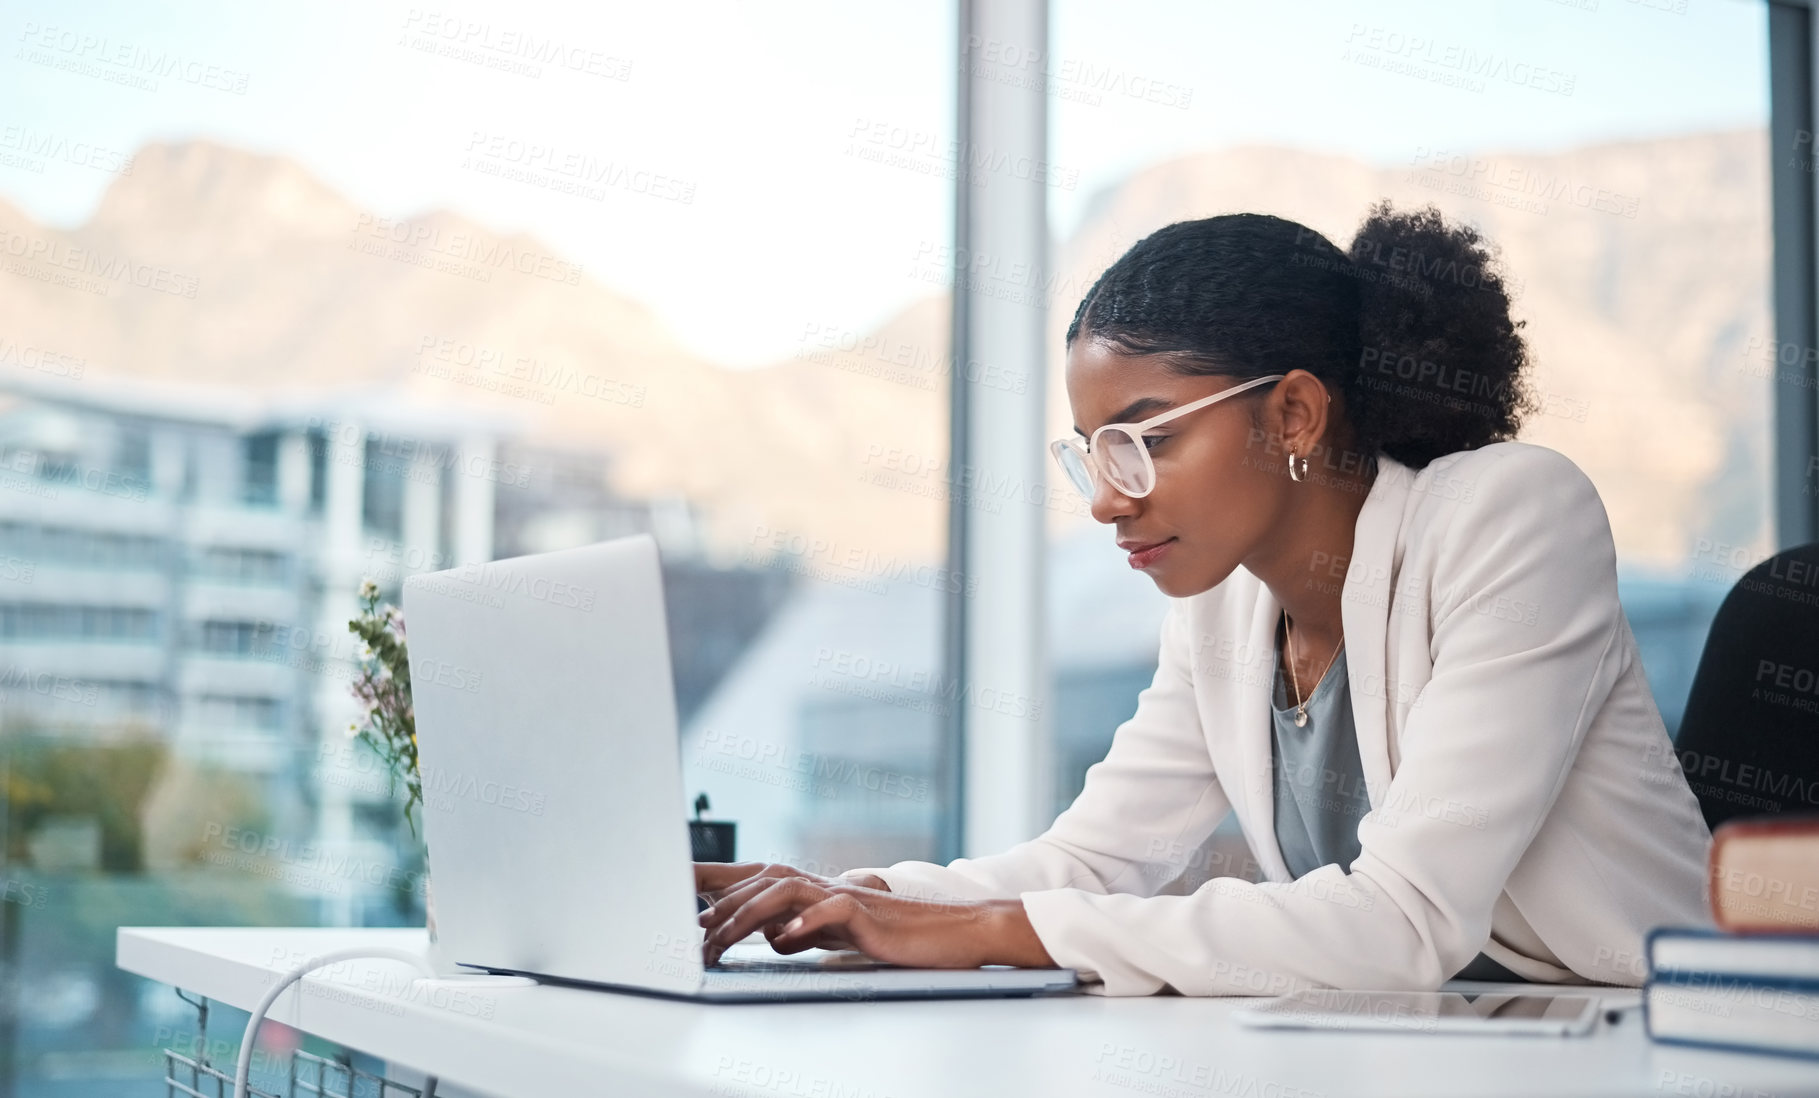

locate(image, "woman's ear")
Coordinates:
1275 370 1331 458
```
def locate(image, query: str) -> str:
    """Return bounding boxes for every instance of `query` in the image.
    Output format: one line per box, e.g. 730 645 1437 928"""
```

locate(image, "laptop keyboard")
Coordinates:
707 951 896 973
709 957 831 972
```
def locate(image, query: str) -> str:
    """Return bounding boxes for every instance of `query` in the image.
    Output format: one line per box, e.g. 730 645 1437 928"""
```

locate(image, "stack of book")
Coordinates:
1646 816 1819 1059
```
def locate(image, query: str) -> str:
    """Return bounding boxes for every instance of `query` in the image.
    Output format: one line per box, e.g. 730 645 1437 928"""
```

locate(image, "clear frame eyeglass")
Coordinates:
1049 374 1286 501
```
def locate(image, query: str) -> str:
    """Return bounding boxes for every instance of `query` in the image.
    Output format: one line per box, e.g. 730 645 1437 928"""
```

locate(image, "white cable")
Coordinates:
234 946 440 1098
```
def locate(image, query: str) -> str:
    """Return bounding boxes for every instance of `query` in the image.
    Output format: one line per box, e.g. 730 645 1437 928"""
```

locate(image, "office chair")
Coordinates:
1672 541 1819 832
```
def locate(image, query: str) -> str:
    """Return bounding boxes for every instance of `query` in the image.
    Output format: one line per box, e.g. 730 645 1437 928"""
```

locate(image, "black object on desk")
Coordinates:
690 792 736 913
689 792 736 861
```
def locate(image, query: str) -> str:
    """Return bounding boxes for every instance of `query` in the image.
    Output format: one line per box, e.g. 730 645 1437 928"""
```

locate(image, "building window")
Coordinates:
307 428 327 512
193 620 264 656
193 693 283 731
362 435 405 539
243 431 280 507
115 426 152 485
191 547 289 586
0 604 161 641
0 523 167 570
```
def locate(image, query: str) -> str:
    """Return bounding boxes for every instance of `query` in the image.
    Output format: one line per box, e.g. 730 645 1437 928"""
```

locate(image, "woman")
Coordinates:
695 204 1712 996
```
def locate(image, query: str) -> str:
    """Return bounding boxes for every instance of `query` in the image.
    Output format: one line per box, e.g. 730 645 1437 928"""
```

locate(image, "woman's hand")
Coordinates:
695 862 887 954
694 861 878 953
693 861 1054 969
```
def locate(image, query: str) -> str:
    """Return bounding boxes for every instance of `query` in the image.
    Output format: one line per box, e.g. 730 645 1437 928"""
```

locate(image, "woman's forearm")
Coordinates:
841 873 1054 968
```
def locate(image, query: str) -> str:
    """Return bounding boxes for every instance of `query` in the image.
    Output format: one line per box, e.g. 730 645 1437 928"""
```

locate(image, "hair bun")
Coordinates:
1343 202 1535 469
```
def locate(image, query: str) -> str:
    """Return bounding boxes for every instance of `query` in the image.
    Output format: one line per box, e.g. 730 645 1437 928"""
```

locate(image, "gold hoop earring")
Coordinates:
1288 451 1309 483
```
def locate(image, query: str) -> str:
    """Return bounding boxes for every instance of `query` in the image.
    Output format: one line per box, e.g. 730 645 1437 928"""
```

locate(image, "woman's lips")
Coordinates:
1126 538 1176 570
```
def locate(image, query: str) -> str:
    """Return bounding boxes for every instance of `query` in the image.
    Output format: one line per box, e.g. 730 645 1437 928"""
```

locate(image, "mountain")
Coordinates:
0 140 948 565
0 132 1771 570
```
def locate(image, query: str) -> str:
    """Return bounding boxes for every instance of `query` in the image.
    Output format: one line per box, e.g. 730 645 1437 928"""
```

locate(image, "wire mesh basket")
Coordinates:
162 1048 283 1098
163 989 431 1098
162 1046 429 1098
290 1050 428 1098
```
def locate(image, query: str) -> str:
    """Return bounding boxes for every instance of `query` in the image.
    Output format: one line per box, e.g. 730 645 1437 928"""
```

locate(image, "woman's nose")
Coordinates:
1088 475 1137 524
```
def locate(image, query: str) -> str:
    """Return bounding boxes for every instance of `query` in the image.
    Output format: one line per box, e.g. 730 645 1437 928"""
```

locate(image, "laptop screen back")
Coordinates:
404 534 703 993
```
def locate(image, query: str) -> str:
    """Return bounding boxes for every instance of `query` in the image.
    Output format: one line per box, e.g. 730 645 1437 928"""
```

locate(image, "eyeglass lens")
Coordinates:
1053 429 1152 501
1096 429 1149 496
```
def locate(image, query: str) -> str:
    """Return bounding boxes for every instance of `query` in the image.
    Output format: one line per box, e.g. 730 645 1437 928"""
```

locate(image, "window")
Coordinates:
308 427 328 512
0 523 166 570
0 604 161 642
242 431 280 507
192 547 290 586
361 435 406 539
193 693 284 731
0 4 956 1090
115 425 152 484
193 620 264 656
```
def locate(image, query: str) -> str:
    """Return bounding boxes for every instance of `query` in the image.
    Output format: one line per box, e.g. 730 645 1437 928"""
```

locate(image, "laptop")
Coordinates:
403 533 1079 1002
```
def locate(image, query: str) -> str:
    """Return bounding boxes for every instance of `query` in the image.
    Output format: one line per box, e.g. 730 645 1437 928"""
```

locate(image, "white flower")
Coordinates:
359 578 379 600
345 720 361 739
360 644 374 661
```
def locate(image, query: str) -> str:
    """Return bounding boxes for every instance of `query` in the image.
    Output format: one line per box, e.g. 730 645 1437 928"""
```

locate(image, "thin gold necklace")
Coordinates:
1282 610 1345 728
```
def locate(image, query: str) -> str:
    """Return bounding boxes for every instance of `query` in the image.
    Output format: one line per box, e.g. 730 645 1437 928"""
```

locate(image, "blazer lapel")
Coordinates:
1235 576 1292 882
1342 455 1413 807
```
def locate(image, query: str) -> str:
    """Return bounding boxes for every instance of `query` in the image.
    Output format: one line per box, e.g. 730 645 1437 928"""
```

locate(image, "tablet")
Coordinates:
1232 989 1603 1036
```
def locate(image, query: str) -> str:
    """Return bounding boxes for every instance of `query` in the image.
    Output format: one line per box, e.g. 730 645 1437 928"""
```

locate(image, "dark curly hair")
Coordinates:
1063 202 1536 470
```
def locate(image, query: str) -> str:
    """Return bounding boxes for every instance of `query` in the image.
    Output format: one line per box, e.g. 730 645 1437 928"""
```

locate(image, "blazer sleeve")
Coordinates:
841 597 1234 907
1015 446 1629 995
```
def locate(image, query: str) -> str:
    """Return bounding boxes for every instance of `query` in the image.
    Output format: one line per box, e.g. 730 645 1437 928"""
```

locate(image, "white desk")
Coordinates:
118 926 1819 1098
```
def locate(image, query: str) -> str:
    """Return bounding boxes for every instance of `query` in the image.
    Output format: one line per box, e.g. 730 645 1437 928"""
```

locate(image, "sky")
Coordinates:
0 0 1771 367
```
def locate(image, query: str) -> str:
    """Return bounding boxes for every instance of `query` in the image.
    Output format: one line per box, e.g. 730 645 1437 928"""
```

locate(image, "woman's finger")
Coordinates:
694 861 767 895
705 877 815 951
764 922 856 955
704 878 826 959
770 893 865 952
763 921 857 954
698 871 798 931
697 861 827 907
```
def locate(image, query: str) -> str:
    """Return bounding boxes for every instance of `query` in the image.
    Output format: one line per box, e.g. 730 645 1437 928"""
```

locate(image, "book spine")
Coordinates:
1645 981 1819 1061
1642 1030 1819 1063
1648 969 1819 994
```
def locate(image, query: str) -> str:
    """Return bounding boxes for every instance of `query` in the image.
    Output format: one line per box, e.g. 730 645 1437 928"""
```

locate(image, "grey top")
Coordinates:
1269 646 1371 880
1268 639 1523 984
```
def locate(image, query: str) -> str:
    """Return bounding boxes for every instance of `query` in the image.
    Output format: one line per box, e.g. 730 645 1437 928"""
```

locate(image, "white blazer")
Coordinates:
849 441 1713 996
